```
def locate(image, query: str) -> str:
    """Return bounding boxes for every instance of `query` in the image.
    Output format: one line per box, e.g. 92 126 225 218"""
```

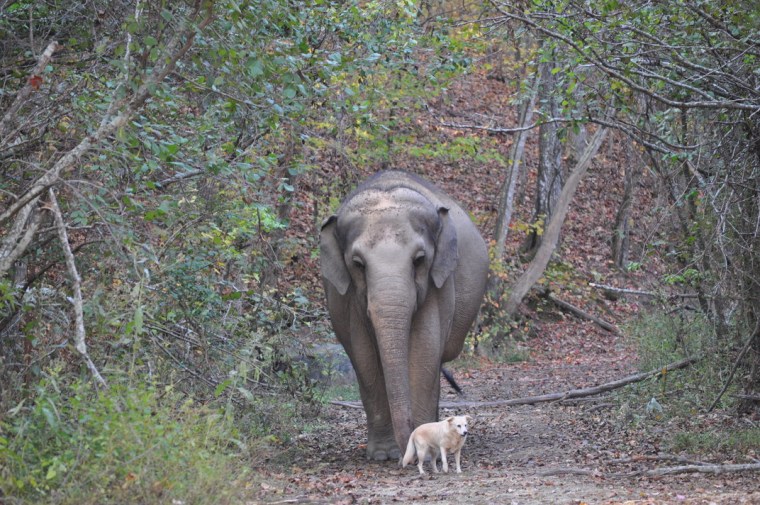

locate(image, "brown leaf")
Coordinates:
29 74 43 90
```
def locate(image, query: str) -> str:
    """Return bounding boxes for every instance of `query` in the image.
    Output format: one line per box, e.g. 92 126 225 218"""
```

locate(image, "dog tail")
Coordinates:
402 433 416 468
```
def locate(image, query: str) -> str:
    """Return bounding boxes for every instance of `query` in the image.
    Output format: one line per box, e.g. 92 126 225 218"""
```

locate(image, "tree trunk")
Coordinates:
611 142 641 267
522 58 564 256
493 71 541 262
501 124 609 320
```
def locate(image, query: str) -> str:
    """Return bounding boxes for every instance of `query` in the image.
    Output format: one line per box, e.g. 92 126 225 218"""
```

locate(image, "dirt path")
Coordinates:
253 353 760 504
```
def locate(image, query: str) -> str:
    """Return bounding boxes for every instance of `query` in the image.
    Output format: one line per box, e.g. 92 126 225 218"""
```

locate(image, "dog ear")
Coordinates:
445 417 454 424
465 415 473 424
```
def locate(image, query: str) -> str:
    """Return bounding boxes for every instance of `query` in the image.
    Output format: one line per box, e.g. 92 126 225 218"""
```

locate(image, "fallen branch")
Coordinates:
542 289 618 333
331 356 699 409
588 283 658 298
608 454 707 466
538 463 760 478
636 462 760 477
539 468 597 477
733 394 760 403
588 283 701 300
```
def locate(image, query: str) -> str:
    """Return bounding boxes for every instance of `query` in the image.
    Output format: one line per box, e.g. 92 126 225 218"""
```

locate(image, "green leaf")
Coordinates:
133 306 144 336
247 58 264 77
214 379 233 397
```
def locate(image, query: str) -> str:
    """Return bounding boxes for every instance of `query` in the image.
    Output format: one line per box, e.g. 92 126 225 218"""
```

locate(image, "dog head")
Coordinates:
446 415 471 437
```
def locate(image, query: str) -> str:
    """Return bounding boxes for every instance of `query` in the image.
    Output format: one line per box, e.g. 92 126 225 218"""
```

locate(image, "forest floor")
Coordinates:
249 334 760 504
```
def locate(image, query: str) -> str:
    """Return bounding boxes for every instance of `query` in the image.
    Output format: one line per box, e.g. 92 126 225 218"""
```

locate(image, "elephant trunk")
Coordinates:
367 271 417 453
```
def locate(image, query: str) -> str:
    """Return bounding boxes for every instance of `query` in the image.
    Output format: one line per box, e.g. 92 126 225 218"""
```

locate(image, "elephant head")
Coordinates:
320 185 459 454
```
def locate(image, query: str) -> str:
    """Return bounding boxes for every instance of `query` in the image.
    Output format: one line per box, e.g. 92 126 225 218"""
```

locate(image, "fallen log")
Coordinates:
543 290 619 334
330 356 699 409
637 463 760 477
539 462 760 478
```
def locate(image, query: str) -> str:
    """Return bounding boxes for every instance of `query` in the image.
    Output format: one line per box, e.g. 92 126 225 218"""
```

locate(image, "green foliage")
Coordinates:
0 372 252 505
621 310 739 418
625 310 712 372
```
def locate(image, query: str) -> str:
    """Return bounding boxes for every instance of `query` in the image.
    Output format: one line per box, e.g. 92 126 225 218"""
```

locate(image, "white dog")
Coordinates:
402 415 471 474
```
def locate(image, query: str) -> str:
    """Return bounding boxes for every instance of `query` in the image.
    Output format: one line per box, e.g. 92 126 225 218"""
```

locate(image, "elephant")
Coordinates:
319 170 489 461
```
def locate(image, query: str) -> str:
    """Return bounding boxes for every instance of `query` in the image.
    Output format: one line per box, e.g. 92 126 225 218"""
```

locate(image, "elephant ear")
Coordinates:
431 207 458 289
320 215 351 295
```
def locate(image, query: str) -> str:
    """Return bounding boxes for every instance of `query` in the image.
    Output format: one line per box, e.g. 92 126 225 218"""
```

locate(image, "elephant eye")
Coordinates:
352 256 365 269
413 252 426 268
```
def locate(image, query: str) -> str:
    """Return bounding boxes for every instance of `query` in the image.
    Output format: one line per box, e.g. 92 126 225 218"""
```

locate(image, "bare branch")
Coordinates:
708 318 760 412
0 5 214 226
0 197 42 277
0 40 60 140
47 188 107 388
488 2 760 113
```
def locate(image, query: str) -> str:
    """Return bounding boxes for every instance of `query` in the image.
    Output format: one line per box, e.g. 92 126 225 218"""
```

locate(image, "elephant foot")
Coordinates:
366 437 401 461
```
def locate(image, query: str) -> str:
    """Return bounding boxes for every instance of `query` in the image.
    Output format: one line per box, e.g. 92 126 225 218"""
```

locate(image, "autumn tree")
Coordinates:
489 0 760 397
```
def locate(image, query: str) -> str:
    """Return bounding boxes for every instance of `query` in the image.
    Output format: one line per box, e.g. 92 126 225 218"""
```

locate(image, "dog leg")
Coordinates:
431 452 439 473
440 449 449 473
454 448 462 473
417 446 427 475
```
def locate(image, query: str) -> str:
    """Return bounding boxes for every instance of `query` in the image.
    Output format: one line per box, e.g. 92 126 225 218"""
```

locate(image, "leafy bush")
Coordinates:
625 309 713 372
0 371 253 505
622 310 738 416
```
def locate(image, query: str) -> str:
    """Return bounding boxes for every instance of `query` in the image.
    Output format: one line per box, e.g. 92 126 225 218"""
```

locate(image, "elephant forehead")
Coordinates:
339 189 439 247
343 187 433 214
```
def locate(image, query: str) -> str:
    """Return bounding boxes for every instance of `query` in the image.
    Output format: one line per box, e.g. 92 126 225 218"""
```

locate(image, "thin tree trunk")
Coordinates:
522 58 564 256
493 72 541 262
611 143 641 267
503 124 609 318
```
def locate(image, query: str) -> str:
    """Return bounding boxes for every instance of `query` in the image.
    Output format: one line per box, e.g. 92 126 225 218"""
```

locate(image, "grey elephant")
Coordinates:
319 170 488 460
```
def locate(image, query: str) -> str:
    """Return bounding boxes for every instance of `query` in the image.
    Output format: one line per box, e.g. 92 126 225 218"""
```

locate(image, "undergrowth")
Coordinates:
0 370 260 505
618 309 758 455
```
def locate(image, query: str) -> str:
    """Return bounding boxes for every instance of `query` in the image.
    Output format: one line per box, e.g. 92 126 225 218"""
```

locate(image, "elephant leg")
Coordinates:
443 248 488 363
408 296 443 426
347 316 399 461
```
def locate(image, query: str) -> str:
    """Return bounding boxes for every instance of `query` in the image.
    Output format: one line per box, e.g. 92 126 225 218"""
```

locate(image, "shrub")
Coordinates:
0 371 252 505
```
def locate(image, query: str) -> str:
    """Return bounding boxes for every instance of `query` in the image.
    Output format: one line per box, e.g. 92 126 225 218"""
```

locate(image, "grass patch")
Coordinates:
322 383 360 403
0 370 259 505
669 427 760 454
626 310 714 371
621 309 737 411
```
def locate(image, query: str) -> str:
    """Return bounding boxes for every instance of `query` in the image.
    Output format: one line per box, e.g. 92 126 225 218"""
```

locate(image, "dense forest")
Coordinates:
1 1 758 503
